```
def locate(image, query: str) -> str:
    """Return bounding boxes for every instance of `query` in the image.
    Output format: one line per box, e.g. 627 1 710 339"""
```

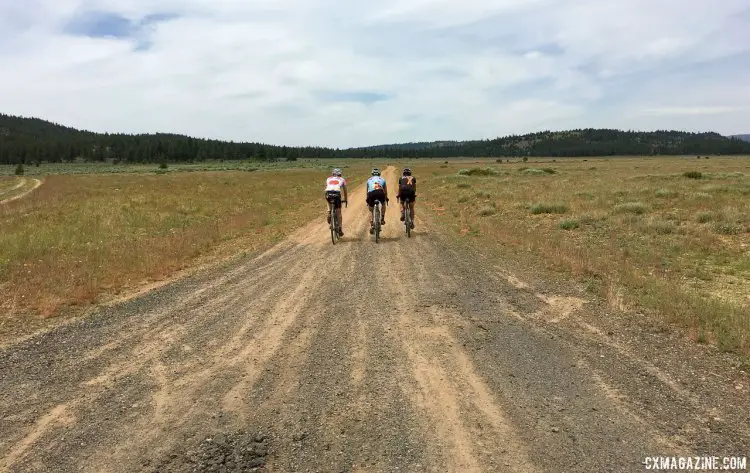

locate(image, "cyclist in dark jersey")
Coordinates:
397 168 416 229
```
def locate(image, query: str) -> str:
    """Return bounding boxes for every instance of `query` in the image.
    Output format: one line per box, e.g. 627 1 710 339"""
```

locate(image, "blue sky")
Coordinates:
1 0 749 147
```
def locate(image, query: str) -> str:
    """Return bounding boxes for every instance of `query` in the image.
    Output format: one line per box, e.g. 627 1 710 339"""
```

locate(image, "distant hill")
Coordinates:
2 113 750 165
731 134 750 142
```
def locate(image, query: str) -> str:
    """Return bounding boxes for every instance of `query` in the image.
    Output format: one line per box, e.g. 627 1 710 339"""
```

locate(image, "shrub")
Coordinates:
457 195 469 203
695 212 713 223
458 167 499 177
531 203 568 214
683 171 702 179
478 206 496 216
646 219 675 235
159 162 169 170
655 188 677 198
712 223 744 235
475 190 491 199
14 163 24 175
541 168 556 174
614 202 648 215
456 182 471 189
559 219 579 230
521 168 546 176
522 157 528 162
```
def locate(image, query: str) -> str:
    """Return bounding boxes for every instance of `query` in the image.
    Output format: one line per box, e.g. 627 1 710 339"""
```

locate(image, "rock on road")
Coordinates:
1 167 748 472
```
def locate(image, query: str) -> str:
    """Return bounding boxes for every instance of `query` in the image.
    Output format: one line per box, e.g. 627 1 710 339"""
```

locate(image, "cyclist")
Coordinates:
325 168 348 237
366 168 388 234
397 167 417 229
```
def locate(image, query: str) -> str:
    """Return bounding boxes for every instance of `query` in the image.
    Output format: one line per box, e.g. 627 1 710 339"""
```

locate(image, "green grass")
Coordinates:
531 203 569 214
559 219 580 230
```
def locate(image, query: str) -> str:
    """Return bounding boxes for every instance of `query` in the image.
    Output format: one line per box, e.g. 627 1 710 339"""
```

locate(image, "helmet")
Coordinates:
402 168 412 176
332 168 342 177
371 168 381 176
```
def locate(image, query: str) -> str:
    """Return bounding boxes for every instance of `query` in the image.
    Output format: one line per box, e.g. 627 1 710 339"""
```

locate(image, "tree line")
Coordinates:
2 113 749 165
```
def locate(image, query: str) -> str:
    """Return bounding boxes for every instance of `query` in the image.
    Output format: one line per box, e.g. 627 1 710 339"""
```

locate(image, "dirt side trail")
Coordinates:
1 167 748 472
0 178 43 205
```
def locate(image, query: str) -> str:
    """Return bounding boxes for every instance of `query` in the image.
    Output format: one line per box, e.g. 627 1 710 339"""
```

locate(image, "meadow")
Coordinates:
0 160 370 337
419 156 750 354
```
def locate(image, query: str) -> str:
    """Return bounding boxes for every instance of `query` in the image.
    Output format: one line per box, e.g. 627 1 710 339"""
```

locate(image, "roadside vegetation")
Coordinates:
420 157 750 354
0 162 368 329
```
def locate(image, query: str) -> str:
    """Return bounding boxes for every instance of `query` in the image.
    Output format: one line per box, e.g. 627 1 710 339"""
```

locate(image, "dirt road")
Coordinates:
1 167 748 472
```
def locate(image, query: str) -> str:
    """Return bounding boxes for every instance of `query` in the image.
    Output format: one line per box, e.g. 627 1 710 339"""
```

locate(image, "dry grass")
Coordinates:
420 156 750 354
0 166 365 320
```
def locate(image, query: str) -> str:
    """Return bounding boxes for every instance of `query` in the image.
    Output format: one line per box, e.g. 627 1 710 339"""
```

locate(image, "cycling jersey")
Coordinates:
366 176 386 193
325 176 346 192
398 176 416 192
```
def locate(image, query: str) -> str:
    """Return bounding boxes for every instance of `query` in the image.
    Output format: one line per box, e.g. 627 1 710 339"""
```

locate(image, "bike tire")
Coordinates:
329 207 336 245
374 203 381 243
404 200 411 238
335 211 341 243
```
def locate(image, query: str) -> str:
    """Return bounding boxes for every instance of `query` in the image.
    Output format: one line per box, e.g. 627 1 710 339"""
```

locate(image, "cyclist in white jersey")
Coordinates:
324 168 348 236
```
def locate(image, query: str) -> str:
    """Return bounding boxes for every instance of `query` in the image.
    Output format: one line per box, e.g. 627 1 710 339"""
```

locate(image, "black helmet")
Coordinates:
371 168 381 176
402 168 412 176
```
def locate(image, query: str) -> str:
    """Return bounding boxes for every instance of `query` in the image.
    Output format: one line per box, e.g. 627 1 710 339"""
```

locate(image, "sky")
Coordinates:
1 0 749 148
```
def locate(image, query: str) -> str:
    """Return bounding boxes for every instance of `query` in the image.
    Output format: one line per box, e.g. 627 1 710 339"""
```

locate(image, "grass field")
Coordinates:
0 158 352 176
419 156 750 354
0 161 369 328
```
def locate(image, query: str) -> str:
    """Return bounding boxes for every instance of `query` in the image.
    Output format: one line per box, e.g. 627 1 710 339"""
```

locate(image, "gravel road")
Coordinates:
1 167 748 472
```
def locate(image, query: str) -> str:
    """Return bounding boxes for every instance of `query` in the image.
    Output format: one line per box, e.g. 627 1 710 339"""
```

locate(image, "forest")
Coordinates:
2 113 749 165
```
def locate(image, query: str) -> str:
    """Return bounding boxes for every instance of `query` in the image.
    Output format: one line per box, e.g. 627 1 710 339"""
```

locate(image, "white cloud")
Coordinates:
0 0 749 147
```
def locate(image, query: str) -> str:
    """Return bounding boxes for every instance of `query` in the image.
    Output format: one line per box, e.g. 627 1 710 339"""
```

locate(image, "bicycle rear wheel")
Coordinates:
374 203 381 243
404 200 412 238
329 207 337 244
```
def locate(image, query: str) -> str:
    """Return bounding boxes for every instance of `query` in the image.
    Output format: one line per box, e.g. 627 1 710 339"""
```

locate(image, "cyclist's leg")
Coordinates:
409 200 415 228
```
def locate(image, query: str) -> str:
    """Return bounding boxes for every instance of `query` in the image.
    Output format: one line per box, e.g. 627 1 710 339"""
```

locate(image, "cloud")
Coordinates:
0 0 749 147
641 106 746 117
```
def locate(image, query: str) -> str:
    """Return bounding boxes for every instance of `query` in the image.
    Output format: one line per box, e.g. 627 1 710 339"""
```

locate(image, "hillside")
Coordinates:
731 134 750 142
2 113 750 165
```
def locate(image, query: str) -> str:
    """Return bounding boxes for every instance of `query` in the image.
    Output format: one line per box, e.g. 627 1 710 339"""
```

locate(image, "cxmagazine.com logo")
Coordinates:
644 456 747 471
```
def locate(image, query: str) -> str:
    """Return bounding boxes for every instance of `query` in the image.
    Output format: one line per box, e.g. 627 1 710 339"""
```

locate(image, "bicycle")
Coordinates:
400 197 413 238
372 199 384 243
327 197 346 245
